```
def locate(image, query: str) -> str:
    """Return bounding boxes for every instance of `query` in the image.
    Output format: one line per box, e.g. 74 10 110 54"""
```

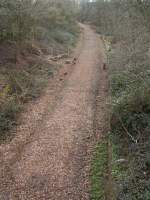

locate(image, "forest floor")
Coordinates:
0 24 108 200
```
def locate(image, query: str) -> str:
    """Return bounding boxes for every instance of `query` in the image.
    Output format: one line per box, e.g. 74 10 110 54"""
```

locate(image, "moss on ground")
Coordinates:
90 138 108 200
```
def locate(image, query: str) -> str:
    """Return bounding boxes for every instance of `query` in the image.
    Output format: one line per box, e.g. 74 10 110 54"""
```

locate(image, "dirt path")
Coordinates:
0 25 106 200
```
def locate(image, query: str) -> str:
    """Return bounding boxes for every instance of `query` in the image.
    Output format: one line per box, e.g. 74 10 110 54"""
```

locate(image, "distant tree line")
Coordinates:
0 0 77 42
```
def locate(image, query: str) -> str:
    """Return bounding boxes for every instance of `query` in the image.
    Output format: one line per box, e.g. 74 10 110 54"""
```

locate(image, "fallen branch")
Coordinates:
118 115 138 144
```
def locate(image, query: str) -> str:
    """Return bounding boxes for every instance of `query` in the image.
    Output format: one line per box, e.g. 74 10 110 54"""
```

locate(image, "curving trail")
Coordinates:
0 25 106 200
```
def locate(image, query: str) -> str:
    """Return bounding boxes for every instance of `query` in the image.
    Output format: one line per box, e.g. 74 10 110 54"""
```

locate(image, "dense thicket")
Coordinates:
80 0 150 199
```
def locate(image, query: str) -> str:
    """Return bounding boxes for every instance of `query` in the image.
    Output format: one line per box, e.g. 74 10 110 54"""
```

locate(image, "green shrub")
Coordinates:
0 97 21 133
49 29 76 46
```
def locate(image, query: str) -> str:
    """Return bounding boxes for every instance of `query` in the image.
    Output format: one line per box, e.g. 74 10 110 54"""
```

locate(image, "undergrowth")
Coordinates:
0 61 57 139
90 32 150 200
108 40 150 199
